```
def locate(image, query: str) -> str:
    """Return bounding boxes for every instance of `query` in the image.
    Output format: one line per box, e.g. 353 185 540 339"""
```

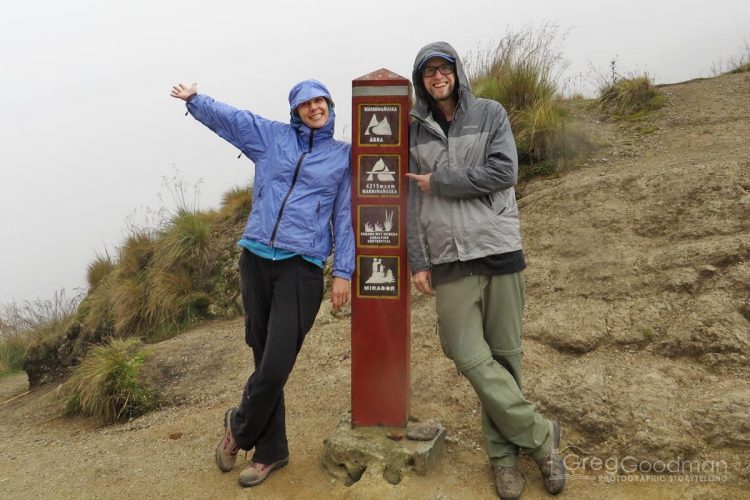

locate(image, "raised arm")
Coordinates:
169 82 280 162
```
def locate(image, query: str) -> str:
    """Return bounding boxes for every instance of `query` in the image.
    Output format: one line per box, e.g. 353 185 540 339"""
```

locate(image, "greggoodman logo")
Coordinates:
558 445 729 484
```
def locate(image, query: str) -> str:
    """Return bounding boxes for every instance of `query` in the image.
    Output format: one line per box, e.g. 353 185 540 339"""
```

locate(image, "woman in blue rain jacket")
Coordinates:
171 79 354 488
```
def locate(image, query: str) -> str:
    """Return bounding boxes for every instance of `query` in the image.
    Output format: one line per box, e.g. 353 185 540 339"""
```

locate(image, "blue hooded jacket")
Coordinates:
186 80 354 279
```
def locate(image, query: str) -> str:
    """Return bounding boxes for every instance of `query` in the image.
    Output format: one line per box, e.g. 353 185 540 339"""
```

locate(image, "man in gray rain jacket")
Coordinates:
406 41 566 499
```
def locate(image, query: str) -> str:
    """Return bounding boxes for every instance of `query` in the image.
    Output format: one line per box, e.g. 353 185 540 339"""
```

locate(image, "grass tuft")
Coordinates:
219 186 253 222
62 338 154 424
81 276 116 338
154 210 213 272
109 273 151 337
86 251 115 290
118 231 155 277
598 74 664 117
512 98 565 164
0 335 27 376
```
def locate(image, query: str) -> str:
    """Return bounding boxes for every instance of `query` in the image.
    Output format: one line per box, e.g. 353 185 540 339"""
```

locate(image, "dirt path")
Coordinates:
4 311 744 499
2 72 749 499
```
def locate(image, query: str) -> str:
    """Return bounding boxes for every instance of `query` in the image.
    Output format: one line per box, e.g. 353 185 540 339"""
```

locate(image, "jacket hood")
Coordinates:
288 79 334 113
288 79 336 142
411 41 473 119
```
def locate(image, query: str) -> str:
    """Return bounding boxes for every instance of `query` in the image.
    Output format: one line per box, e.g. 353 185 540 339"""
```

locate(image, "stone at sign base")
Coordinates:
323 416 447 486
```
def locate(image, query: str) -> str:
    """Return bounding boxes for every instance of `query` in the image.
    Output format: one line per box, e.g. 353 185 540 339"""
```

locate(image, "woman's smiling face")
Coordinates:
297 96 329 129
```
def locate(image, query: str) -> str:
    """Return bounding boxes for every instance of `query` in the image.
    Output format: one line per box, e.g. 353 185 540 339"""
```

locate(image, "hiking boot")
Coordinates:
493 464 524 499
238 456 289 487
535 420 566 495
215 408 239 472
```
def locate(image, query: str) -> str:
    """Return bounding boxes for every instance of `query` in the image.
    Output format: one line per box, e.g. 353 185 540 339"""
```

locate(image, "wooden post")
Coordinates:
350 69 411 427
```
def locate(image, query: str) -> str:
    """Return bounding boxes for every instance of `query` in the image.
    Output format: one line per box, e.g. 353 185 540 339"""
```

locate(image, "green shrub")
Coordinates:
521 160 556 179
0 335 27 376
63 338 153 424
598 74 665 117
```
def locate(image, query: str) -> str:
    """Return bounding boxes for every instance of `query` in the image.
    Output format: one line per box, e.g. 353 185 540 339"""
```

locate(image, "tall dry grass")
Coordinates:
711 41 750 75
12 174 241 420
0 290 81 375
219 186 252 223
465 25 593 172
83 230 155 338
86 251 115 291
81 176 219 343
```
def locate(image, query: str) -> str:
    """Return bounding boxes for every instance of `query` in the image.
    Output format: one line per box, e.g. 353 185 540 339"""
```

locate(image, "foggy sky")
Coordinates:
1 0 747 305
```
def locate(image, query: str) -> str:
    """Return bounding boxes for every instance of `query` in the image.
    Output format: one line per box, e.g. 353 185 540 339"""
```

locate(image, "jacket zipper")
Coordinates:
314 201 321 246
269 129 315 247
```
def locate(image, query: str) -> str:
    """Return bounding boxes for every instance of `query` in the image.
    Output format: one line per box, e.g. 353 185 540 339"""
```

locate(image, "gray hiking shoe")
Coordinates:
493 464 524 499
535 420 566 495
238 456 289 487
215 408 239 472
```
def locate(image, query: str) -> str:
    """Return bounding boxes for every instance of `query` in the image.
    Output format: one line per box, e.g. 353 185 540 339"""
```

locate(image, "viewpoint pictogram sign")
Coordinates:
351 69 411 427
358 104 401 146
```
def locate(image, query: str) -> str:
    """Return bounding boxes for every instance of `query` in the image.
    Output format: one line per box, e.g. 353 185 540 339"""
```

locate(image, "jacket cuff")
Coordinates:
429 172 442 196
410 267 430 275
332 270 352 281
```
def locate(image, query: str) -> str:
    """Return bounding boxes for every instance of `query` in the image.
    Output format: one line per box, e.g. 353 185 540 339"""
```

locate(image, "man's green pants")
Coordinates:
435 271 552 466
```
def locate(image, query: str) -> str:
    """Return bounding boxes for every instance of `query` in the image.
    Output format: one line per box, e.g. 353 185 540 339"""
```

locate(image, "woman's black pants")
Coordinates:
230 249 323 463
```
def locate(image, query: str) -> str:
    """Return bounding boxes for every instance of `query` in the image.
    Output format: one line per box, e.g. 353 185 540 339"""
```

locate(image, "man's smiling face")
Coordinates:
421 57 456 103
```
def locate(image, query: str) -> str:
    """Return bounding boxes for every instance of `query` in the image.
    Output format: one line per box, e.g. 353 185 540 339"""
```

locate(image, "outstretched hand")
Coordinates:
170 82 198 101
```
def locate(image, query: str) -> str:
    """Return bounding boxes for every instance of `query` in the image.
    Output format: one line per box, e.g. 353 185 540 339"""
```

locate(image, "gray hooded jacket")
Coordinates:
407 41 523 273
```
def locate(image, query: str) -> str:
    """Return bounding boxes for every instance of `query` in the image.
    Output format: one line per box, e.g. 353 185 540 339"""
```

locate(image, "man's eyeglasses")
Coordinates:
422 64 454 77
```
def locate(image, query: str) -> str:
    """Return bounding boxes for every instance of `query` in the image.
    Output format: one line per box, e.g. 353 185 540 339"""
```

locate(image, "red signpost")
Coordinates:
350 69 411 427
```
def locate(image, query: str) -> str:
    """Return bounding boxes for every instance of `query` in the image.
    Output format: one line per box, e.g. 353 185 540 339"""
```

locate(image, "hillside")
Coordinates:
1 71 749 499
